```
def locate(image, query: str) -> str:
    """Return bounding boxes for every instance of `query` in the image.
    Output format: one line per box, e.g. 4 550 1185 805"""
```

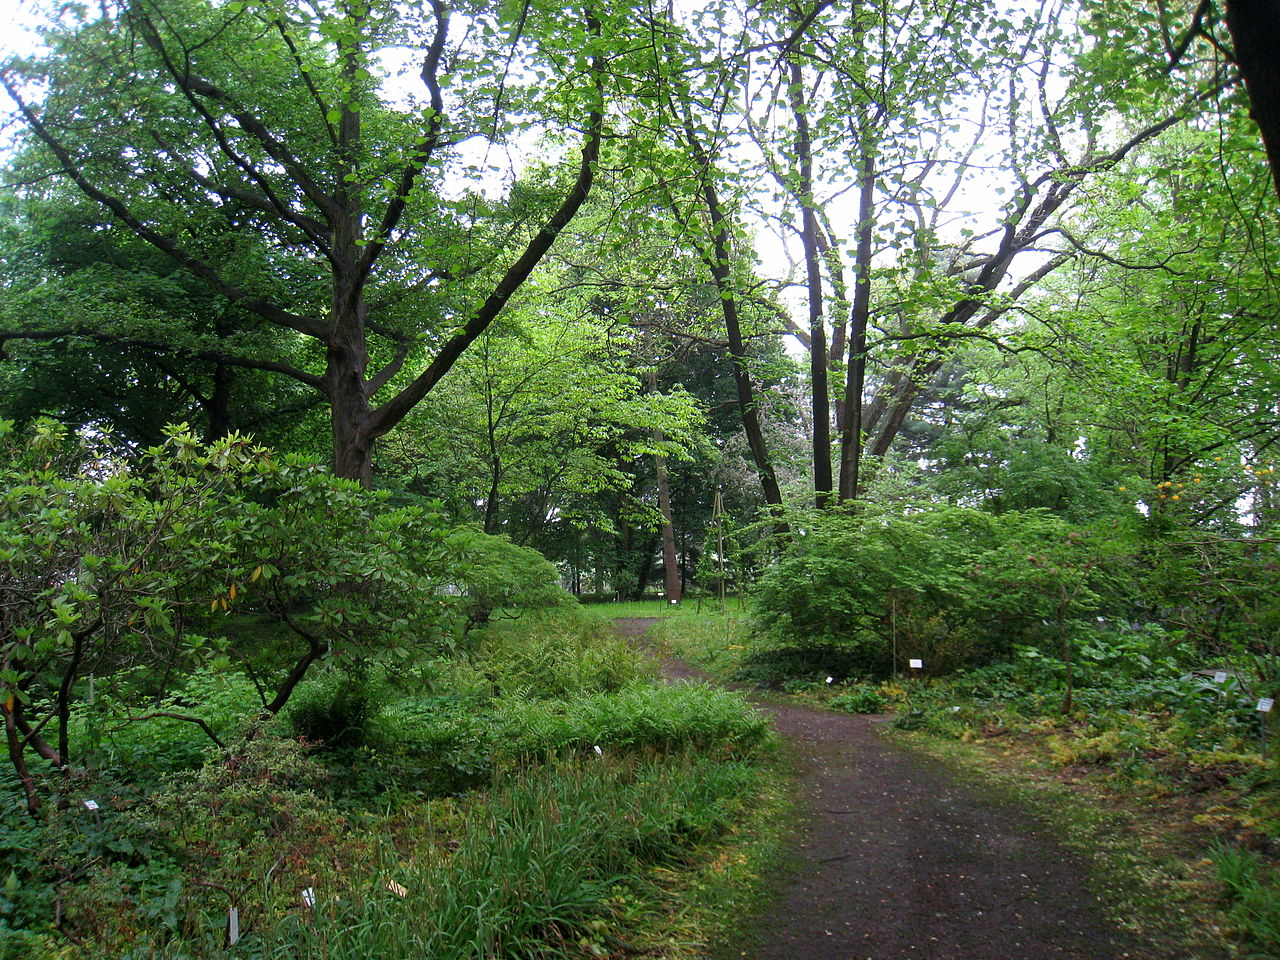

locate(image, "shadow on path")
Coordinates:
612 617 1144 960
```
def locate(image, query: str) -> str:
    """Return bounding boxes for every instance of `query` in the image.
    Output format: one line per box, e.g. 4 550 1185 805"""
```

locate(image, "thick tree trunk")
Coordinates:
837 147 876 501
327 336 373 486
789 60 833 507
1226 1 1280 202
634 533 660 599
204 363 233 441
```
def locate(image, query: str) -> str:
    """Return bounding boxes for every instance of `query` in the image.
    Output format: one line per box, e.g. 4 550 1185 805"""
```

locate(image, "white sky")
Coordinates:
0 0 44 57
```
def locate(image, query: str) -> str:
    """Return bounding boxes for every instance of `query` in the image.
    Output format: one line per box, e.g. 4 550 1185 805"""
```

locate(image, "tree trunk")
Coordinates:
789 59 833 506
204 363 233 441
634 533 660 599
1226 0 1280 202
3 699 42 817
838 145 876 501
654 432 681 604
327 333 374 487
693 173 788 525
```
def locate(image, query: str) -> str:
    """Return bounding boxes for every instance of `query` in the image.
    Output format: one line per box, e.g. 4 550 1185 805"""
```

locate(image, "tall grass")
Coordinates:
493 684 771 758
1210 842 1280 952
152 752 764 959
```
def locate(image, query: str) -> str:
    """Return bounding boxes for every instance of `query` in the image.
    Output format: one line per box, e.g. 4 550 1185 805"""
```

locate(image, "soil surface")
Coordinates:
612 618 1141 960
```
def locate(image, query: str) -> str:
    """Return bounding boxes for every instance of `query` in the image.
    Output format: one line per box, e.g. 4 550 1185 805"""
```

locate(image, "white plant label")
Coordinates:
229 907 240 945
909 659 924 670
1258 698 1274 713
1213 671 1228 684
387 879 408 898
593 744 603 757
825 676 834 684
82 799 99 811
301 887 316 909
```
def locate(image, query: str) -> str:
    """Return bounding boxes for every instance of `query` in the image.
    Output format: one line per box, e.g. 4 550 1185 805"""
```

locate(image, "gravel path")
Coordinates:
612 617 1144 960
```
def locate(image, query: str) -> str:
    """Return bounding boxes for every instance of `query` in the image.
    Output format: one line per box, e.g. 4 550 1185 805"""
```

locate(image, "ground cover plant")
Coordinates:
0 424 777 959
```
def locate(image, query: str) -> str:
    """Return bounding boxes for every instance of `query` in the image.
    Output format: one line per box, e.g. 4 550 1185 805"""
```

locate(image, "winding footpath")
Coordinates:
613 618 1156 960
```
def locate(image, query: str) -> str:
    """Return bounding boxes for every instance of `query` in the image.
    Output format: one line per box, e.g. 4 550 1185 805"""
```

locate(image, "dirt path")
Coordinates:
613 618 1142 960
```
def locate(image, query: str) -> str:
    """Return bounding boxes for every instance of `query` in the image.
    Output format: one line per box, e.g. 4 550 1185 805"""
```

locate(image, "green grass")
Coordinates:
103 752 774 960
6 604 784 960
587 597 748 622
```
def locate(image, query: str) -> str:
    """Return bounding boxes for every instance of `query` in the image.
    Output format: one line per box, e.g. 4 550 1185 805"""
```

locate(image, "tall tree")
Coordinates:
740 0 1215 500
0 0 642 483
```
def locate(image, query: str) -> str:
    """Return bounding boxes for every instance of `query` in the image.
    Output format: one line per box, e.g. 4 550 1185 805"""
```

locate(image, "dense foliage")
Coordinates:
2 0 1280 955
743 506 1129 684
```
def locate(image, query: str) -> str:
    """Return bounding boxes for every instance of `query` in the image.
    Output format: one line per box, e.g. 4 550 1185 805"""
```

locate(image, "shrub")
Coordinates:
473 609 653 699
287 668 387 748
1211 842 1280 953
0 420 456 814
444 527 572 631
829 684 889 714
493 683 772 759
746 504 1130 686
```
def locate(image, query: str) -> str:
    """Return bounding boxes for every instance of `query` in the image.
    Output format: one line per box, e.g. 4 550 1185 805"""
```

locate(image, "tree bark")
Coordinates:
1225 1 1280 202
654 432 681 604
837 145 876 501
788 59 833 506
3 699 42 817
691 170 787 525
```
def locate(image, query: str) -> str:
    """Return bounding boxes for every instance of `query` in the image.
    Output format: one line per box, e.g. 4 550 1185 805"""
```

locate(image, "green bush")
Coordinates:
829 684 889 714
172 752 761 960
288 668 387 748
745 504 1130 685
444 527 573 631
0 420 457 815
473 609 653 699
1210 842 1280 952
493 683 772 759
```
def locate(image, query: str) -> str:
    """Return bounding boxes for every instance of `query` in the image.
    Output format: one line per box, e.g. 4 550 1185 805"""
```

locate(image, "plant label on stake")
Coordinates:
301 888 316 909
1258 698 1275 713
82 799 99 811
229 907 240 945
1213 671 1228 684
909 659 924 670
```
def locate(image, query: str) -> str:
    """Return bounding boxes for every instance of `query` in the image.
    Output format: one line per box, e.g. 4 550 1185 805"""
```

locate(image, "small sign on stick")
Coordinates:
1213 671 1228 684
908 659 924 670
301 888 316 909
1258 698 1274 714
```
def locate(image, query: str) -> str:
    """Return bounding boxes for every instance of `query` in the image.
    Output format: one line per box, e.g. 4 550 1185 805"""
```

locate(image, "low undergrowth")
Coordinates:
1 608 777 959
